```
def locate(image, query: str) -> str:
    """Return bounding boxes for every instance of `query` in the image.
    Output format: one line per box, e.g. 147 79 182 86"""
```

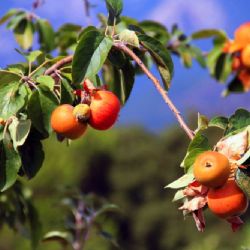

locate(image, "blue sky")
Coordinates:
1 0 250 132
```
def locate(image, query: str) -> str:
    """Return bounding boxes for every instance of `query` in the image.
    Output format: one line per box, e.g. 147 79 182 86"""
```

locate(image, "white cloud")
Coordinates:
148 0 227 32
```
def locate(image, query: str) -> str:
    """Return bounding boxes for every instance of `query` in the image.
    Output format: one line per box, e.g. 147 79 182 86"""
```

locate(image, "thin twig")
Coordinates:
42 44 194 140
44 55 73 76
32 0 45 10
113 42 195 140
83 0 92 25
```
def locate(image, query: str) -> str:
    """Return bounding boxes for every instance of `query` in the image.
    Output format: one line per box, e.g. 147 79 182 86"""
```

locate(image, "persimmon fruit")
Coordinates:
238 69 250 91
207 180 248 219
234 22 250 48
223 22 250 53
241 44 250 68
89 90 120 130
193 151 230 188
51 104 87 139
232 56 242 71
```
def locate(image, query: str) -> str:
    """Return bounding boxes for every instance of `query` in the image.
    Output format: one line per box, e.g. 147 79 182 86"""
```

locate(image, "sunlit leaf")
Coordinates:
0 9 20 25
181 133 211 172
72 30 113 85
8 117 31 150
0 82 26 119
14 19 34 50
36 75 55 91
43 231 72 245
165 174 194 189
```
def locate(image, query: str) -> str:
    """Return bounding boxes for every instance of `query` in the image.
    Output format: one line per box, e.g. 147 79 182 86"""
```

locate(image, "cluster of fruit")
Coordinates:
194 151 248 220
51 82 120 140
223 22 250 91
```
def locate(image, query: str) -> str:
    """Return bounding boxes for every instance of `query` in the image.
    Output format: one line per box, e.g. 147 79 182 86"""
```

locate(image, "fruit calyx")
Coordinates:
73 104 91 123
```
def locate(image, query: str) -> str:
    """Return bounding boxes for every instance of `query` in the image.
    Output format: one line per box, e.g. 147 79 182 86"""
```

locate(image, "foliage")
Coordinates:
1 0 250 249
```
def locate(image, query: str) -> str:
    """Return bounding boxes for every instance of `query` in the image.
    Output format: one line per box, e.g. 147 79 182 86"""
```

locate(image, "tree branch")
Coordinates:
44 55 73 76
113 42 195 140
43 43 194 140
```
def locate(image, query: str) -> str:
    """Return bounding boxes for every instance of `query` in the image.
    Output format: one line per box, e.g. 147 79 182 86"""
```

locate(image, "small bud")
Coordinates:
73 104 91 123
119 29 140 48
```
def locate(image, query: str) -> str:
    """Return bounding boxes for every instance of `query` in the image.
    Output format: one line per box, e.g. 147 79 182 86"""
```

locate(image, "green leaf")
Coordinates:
165 174 194 189
235 168 250 199
189 46 206 68
209 116 229 130
225 109 250 136
37 18 55 52
0 135 22 191
14 19 34 50
103 60 135 105
196 113 209 132
172 189 185 202
8 118 31 150
177 46 193 68
105 0 123 25
0 9 20 25
139 20 170 44
207 43 225 76
19 133 45 179
214 53 232 82
72 30 113 85
181 133 211 172
0 70 22 85
7 64 26 75
6 12 26 30
27 86 59 137
138 34 173 90
56 23 81 53
36 75 55 91
25 50 43 63
0 82 26 119
60 78 74 104
191 29 227 42
43 231 72 245
77 26 98 42
108 49 127 68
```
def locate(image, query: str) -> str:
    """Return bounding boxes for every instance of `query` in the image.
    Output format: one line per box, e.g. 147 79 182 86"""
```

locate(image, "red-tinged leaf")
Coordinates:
192 209 205 232
226 216 244 232
183 181 209 197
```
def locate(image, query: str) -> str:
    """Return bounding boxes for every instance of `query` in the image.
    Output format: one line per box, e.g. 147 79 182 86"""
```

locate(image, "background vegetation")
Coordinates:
1 121 250 250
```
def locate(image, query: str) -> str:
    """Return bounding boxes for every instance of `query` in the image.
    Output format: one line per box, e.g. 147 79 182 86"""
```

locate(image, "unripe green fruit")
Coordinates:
73 104 91 123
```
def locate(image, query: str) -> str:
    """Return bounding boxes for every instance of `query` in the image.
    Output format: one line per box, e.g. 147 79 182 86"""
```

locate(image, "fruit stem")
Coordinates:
113 42 195 140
